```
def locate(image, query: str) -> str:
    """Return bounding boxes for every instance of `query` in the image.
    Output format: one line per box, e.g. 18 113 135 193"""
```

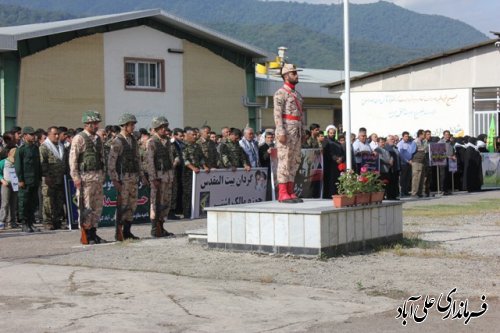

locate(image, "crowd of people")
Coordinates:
305 125 499 200
0 118 498 235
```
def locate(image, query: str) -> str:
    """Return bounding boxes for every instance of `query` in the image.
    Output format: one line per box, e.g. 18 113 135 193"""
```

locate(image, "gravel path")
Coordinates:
0 190 498 331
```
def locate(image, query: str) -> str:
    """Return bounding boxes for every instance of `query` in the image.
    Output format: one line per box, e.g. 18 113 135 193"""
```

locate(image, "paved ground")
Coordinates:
0 191 498 332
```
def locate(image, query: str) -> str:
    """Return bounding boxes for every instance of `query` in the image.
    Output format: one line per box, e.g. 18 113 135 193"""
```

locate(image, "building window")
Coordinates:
124 58 165 92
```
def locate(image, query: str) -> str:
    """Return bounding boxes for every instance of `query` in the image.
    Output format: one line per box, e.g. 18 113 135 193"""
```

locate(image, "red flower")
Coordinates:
338 163 346 172
360 166 368 173
358 176 369 183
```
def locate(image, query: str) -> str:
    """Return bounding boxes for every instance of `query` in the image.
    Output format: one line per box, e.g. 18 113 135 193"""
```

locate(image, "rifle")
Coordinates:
155 180 162 237
115 181 124 241
78 186 88 245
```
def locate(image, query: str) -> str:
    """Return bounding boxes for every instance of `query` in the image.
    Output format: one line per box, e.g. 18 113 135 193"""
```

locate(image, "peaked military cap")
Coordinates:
22 126 35 135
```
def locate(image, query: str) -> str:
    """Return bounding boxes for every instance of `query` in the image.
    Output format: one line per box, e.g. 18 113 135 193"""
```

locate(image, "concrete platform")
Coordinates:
205 199 403 256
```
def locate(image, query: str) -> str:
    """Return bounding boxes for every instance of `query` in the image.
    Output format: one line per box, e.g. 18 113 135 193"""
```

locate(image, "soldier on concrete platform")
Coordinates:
69 111 107 244
39 126 66 230
108 113 147 241
182 127 209 219
14 126 42 233
145 117 178 237
274 63 304 203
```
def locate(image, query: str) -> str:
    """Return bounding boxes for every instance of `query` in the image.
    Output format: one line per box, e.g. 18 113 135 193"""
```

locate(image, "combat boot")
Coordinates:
278 183 295 203
287 182 303 203
87 229 96 245
161 225 175 238
123 222 139 240
92 227 108 244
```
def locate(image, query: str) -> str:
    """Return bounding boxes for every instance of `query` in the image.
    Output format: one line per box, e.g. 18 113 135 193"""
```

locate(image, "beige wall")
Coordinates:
260 97 340 130
182 41 248 130
18 34 105 129
336 44 500 92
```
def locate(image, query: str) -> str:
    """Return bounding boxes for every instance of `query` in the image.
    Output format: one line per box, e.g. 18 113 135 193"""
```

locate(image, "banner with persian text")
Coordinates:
270 148 323 199
191 168 268 218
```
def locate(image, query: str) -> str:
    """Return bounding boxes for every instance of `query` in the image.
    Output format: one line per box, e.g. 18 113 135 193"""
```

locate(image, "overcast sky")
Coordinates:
265 0 500 36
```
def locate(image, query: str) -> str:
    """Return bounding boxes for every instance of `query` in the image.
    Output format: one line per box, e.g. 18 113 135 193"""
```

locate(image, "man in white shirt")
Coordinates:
352 128 372 172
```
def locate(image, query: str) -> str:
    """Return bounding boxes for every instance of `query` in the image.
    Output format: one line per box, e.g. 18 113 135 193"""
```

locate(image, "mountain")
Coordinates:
0 3 73 26
0 0 488 71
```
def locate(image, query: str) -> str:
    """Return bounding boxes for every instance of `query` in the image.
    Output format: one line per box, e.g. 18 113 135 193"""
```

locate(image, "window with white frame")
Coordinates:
124 58 165 91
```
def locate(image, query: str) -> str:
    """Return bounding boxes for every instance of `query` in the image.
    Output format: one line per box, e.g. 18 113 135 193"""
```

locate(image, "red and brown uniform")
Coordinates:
273 82 304 184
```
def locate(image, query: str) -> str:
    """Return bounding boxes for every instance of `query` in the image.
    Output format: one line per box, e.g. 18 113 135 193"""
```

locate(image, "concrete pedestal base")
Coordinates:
205 199 403 256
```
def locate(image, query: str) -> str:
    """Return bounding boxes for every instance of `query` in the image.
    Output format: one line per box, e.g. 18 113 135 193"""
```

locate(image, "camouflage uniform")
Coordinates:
146 131 179 236
220 141 250 169
274 83 304 183
139 138 149 177
14 128 42 232
69 130 105 230
40 140 66 229
182 142 205 219
197 137 219 168
305 136 320 149
108 131 142 226
103 138 113 174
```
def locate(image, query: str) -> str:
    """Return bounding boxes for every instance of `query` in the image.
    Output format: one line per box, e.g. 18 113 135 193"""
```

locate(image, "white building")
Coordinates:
326 35 500 137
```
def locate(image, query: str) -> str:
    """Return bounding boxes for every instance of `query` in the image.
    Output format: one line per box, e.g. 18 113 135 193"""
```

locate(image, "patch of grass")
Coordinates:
317 252 329 261
376 232 440 256
366 288 407 300
356 281 364 291
404 199 500 217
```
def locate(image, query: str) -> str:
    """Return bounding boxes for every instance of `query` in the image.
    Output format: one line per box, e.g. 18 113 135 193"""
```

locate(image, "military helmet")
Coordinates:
151 116 169 129
118 113 137 126
82 110 102 124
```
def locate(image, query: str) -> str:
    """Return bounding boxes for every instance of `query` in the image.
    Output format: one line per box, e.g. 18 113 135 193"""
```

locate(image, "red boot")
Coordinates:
287 182 303 203
278 183 295 203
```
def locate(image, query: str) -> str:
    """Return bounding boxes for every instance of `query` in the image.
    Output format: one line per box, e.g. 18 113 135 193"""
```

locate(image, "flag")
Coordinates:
487 116 496 153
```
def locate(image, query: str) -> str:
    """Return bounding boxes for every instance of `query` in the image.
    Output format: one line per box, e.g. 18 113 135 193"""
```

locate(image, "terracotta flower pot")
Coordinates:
355 192 371 206
370 191 385 204
332 194 355 208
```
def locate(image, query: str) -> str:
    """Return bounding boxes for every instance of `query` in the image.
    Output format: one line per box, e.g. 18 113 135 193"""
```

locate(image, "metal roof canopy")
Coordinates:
0 8 271 68
325 37 500 91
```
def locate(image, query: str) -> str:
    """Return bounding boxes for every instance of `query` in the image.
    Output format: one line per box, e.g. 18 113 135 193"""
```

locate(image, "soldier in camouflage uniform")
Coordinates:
182 127 209 219
220 128 251 171
305 123 321 149
14 126 42 233
108 113 147 241
197 125 219 169
145 117 178 237
39 126 66 230
274 64 305 203
69 111 107 244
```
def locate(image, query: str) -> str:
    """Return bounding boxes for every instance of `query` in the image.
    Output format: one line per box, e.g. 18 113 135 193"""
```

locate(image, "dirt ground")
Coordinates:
0 190 498 332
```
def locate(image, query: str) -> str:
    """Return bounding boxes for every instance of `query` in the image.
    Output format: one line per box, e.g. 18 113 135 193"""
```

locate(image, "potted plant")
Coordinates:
359 167 386 204
333 170 357 207
354 172 371 205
